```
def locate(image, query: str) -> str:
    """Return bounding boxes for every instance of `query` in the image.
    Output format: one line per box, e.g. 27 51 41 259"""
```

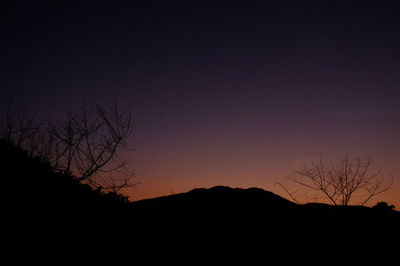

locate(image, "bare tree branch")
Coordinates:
0 99 135 193
279 156 393 206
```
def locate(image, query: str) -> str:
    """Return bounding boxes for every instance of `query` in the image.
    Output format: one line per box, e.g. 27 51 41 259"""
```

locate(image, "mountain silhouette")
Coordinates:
131 185 296 210
130 185 400 242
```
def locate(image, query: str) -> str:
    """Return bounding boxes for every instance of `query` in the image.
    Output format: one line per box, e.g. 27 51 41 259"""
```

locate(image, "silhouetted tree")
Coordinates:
278 155 393 206
0 99 135 192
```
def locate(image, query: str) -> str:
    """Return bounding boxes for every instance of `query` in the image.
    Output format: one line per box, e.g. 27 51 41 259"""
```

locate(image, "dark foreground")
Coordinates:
3 139 399 260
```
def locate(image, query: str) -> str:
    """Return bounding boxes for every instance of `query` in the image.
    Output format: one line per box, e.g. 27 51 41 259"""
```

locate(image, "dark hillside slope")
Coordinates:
1 139 128 221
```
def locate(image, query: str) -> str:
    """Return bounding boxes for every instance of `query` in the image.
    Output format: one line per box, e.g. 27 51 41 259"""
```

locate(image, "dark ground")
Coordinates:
2 139 399 260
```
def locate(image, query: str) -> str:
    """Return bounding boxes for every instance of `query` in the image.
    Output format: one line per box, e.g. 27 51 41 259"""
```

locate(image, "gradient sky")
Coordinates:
1 0 400 207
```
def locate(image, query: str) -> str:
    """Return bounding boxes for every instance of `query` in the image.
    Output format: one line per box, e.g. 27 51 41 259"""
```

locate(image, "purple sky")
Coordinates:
1 1 400 206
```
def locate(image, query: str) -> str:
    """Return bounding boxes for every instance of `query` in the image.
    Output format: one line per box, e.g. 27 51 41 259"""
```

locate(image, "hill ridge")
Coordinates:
130 185 297 210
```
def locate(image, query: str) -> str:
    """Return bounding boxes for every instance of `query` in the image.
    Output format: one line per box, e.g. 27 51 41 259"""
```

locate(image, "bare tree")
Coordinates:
0 101 43 158
0 99 135 193
277 155 393 206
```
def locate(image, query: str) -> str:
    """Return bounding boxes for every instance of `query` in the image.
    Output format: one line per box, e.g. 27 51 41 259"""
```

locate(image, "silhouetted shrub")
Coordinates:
373 201 395 211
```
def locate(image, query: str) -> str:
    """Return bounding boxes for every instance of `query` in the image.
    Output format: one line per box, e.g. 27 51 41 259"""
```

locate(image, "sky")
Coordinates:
1 0 400 207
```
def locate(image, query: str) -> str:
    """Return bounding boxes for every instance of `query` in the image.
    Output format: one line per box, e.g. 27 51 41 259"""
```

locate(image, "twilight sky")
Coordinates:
1 0 400 207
